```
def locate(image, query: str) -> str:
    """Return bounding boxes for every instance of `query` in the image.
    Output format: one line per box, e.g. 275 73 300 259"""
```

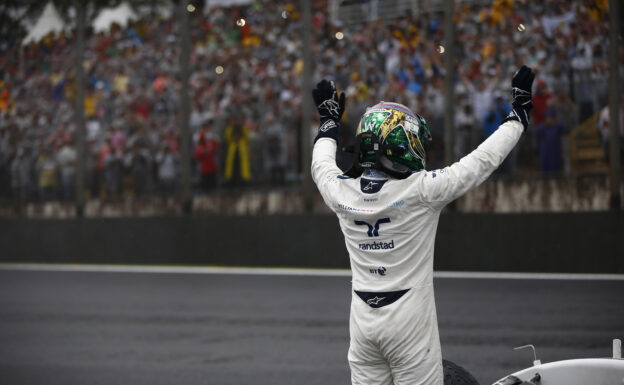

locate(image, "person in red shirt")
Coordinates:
194 123 219 192
532 79 551 128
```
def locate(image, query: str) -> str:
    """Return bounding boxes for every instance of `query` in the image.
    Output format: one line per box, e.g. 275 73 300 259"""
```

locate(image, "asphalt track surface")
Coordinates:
0 268 622 385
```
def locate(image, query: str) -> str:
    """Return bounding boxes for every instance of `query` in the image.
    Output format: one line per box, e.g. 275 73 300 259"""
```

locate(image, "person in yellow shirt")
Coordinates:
84 90 98 118
37 147 58 202
223 116 251 187
114 71 130 93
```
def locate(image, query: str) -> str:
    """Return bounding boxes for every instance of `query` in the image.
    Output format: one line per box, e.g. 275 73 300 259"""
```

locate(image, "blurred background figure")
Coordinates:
56 137 76 202
548 90 577 176
263 113 286 186
483 92 511 140
454 96 478 159
125 142 150 199
532 80 551 129
598 97 624 162
37 146 58 202
194 121 219 193
155 144 179 200
223 117 251 189
536 109 568 176
102 138 123 201
484 92 514 176
10 147 32 212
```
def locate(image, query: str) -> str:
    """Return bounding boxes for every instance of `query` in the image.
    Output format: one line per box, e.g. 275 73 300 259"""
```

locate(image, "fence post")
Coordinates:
74 0 86 217
301 0 314 212
178 1 192 214
443 0 455 167
608 0 621 209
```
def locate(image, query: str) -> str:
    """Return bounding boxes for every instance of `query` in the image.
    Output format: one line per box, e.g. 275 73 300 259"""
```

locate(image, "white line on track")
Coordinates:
0 263 623 281
0 263 351 277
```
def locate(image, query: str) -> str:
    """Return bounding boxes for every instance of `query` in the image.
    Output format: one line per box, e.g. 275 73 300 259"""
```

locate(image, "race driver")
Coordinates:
310 66 535 384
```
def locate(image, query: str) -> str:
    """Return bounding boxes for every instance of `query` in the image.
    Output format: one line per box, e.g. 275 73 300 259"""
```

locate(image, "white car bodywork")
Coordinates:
493 340 624 385
496 358 624 385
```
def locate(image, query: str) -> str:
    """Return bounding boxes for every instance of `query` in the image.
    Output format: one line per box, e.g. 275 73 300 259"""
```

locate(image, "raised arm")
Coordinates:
416 66 535 207
310 80 346 201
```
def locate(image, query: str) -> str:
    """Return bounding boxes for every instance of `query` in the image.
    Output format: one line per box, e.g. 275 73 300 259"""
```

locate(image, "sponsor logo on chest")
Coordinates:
354 217 396 250
359 240 395 250
369 267 387 276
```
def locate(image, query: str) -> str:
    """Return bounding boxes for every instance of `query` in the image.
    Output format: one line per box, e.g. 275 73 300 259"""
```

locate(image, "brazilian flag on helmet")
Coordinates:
354 102 431 176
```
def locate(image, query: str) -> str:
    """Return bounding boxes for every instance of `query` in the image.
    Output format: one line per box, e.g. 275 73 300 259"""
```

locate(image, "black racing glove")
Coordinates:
312 79 346 142
502 65 535 130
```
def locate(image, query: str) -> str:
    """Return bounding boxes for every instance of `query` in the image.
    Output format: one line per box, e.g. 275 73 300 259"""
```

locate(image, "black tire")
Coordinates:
443 359 480 385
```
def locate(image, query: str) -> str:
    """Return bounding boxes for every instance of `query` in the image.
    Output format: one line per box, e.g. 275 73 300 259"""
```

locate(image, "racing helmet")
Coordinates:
344 102 431 179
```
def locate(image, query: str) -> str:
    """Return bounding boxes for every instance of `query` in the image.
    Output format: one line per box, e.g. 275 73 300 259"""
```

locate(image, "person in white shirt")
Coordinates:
598 101 624 160
56 139 77 201
311 66 535 385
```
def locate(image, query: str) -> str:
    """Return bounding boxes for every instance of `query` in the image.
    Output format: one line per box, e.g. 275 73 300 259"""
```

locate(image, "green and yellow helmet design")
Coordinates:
355 102 431 173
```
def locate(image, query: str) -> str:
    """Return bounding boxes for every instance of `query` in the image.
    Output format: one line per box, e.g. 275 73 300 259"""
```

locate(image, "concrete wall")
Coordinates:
1 213 622 273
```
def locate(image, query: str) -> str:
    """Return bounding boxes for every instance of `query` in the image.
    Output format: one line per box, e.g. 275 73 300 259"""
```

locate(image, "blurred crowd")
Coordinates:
0 0 620 208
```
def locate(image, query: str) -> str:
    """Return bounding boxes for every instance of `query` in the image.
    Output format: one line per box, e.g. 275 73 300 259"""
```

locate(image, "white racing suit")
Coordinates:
311 119 524 385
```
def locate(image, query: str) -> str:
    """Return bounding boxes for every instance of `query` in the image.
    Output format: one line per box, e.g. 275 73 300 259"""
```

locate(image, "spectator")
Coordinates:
10 148 32 210
548 89 577 175
155 144 179 198
96 138 112 198
124 143 150 198
264 114 287 185
247 118 265 184
473 78 494 123
85 139 100 198
56 138 77 202
571 46 595 122
536 109 568 175
543 62 570 96
454 100 479 158
484 93 515 176
532 80 551 128
483 92 511 139
37 147 58 202
194 124 219 192
223 117 251 188
103 144 123 200
598 100 624 162
549 89 578 133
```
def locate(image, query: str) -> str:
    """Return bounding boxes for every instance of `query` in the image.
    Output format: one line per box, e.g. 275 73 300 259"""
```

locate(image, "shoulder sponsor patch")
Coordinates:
430 168 447 178
385 200 404 208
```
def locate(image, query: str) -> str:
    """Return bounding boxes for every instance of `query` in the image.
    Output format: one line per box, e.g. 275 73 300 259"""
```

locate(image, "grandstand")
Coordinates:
0 0 621 217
